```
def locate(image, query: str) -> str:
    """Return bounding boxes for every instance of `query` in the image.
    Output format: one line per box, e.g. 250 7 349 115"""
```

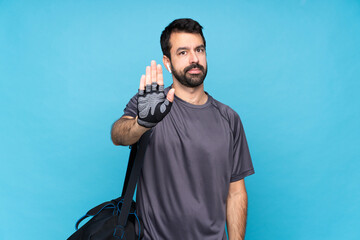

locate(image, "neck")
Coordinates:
172 79 208 105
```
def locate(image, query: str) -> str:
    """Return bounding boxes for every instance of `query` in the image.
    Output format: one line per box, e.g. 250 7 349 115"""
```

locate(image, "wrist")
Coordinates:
135 116 153 130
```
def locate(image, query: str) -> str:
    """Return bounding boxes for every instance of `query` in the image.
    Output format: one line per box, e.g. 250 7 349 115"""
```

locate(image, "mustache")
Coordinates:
184 63 205 73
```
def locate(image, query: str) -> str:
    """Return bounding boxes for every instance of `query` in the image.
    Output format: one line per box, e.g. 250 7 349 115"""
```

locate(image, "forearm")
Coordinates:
226 191 248 240
111 116 149 146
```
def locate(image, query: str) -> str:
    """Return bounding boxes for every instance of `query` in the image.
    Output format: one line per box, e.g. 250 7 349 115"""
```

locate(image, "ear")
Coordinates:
163 55 171 73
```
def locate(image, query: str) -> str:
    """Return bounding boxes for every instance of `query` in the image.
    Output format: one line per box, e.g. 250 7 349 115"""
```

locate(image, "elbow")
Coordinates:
110 126 122 146
111 129 130 146
228 190 247 200
111 136 127 146
111 137 121 146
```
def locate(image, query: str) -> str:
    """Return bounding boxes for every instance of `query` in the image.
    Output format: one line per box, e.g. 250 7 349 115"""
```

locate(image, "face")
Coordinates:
167 32 207 88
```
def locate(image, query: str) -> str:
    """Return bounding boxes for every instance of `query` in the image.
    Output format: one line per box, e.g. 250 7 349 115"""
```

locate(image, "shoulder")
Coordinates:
122 92 139 118
210 96 244 137
210 97 241 123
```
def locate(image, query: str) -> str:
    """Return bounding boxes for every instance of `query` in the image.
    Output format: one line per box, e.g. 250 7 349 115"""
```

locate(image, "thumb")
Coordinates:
166 88 175 102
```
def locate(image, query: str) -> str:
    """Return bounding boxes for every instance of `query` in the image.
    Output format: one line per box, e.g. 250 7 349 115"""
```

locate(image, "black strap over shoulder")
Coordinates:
115 130 152 237
121 143 138 197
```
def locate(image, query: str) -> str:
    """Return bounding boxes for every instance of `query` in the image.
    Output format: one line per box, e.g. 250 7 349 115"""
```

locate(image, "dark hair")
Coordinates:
160 18 206 59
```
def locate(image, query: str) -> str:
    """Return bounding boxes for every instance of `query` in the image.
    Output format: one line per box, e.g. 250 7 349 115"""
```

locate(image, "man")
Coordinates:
111 18 254 240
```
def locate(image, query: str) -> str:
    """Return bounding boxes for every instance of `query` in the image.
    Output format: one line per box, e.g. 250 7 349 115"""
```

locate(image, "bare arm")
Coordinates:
226 179 248 240
111 116 150 146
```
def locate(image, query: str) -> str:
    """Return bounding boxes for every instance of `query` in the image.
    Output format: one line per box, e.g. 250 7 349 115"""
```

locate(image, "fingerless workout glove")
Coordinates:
137 83 172 128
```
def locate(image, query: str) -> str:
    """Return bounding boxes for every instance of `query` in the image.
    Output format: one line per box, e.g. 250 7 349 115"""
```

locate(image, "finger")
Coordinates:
139 75 145 94
145 66 151 85
166 88 175 102
145 66 151 92
151 60 157 83
157 64 164 86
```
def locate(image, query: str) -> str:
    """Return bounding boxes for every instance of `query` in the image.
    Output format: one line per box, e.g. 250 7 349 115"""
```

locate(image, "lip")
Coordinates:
187 68 202 74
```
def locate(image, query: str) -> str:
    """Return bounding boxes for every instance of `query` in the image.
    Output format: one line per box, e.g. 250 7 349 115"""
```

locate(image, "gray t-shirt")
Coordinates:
123 88 254 240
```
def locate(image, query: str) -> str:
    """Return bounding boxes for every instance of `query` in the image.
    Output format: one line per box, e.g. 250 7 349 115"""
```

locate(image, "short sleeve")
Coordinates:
230 114 255 182
122 93 138 118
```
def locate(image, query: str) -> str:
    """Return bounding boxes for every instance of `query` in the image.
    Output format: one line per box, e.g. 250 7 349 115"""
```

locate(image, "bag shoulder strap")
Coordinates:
121 142 138 197
118 130 151 227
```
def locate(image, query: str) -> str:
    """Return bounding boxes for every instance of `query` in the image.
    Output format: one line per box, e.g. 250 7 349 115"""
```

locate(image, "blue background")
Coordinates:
1 0 359 239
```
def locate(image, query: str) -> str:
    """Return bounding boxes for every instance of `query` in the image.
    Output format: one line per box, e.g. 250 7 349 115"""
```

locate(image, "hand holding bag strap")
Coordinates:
116 130 152 235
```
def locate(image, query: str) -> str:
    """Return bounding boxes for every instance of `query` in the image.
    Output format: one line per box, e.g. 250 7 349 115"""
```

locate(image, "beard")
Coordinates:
171 62 208 88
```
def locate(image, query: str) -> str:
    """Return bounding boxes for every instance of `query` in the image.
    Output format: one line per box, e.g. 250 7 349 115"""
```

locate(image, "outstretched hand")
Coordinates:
137 60 175 128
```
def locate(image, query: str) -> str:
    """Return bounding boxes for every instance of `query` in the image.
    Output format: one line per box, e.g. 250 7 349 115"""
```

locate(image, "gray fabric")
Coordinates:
123 87 254 240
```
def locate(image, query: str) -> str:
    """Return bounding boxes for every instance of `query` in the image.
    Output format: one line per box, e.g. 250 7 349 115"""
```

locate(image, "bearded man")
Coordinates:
111 18 255 240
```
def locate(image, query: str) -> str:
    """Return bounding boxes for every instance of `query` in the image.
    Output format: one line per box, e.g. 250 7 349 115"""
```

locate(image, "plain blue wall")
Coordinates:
1 0 359 239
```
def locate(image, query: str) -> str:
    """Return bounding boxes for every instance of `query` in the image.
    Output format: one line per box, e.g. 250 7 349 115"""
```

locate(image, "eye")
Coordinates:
196 48 205 53
179 51 187 56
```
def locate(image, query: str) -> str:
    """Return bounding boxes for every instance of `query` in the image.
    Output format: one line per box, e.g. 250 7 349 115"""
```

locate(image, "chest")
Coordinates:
152 102 234 167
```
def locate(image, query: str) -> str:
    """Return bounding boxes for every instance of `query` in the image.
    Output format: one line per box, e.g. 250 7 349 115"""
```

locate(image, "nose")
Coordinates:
189 50 199 64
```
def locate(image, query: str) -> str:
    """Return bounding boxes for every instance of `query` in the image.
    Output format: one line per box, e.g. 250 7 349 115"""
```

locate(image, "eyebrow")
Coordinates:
176 44 205 53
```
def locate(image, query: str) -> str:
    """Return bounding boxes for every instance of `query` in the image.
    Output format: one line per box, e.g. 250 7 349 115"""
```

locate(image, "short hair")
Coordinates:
160 18 206 59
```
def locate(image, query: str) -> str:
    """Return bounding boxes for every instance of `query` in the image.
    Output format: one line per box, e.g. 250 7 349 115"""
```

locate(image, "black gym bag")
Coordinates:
67 131 151 240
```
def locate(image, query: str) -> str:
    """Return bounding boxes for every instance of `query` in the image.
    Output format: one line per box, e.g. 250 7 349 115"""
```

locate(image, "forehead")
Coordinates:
169 32 204 51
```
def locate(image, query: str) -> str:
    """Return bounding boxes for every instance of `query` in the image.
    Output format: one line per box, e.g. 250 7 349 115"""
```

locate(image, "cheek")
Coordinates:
199 55 207 65
172 59 188 71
